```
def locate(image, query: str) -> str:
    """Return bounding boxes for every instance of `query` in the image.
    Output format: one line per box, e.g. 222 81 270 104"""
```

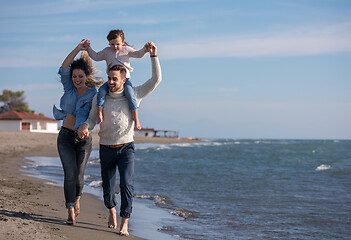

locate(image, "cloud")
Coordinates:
1 83 59 92
159 23 351 59
1 21 351 68
0 0 192 17
219 87 240 93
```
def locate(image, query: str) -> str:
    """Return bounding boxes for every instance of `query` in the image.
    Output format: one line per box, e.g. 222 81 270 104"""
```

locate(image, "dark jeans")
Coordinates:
57 127 92 209
99 142 135 218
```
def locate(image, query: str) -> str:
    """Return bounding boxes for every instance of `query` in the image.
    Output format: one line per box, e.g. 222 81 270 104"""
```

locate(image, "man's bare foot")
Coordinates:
74 198 80 217
66 208 75 225
108 208 117 229
119 217 129 236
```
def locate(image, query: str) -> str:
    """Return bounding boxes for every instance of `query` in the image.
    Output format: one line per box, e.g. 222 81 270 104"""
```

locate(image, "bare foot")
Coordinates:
108 208 117 229
74 198 80 217
66 208 75 225
119 217 129 236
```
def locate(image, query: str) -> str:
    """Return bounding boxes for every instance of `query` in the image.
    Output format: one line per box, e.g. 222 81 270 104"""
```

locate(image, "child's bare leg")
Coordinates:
97 107 103 124
119 217 129 236
132 110 141 130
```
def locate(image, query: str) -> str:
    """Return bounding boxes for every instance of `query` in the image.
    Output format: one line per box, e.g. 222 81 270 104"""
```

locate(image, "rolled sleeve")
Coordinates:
58 66 75 92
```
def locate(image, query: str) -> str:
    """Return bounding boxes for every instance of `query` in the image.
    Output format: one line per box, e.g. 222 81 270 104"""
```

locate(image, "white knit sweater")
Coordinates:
85 57 161 145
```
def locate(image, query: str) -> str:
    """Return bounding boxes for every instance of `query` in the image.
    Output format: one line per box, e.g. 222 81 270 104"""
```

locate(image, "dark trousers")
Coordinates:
99 142 135 218
57 127 92 209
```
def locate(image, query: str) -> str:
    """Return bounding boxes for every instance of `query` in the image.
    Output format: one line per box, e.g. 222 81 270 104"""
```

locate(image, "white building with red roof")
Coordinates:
0 111 58 133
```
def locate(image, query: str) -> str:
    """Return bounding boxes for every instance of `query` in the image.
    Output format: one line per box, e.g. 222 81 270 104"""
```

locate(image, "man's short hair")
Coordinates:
109 64 127 79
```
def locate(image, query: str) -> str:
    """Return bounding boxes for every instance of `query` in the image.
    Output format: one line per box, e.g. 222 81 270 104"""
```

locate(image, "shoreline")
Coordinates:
0 130 201 240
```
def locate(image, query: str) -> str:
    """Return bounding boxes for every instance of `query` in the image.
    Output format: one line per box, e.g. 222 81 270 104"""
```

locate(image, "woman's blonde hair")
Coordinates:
76 51 104 87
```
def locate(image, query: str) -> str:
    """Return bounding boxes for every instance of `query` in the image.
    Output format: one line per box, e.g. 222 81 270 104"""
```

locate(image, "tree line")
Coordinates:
0 89 36 114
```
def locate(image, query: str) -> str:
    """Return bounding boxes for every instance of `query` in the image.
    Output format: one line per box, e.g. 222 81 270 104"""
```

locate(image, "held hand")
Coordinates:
82 39 90 49
77 39 87 51
147 42 157 56
78 39 90 51
77 123 89 139
144 42 149 51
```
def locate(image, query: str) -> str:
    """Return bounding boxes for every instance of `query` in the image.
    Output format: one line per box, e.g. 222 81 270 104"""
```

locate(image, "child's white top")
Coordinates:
87 45 148 78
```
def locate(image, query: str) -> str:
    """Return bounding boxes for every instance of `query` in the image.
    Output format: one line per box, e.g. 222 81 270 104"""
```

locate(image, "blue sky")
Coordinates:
0 0 350 139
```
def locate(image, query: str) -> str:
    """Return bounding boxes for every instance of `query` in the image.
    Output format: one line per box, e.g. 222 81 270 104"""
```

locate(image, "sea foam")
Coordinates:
88 180 102 188
315 164 332 171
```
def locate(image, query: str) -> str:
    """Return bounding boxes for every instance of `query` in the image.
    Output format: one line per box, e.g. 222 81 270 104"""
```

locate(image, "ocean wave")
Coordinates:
24 156 61 167
88 180 102 188
156 145 172 151
134 194 198 219
170 143 193 147
87 159 100 166
136 141 216 151
134 194 171 206
170 208 198 219
315 164 332 171
135 143 162 150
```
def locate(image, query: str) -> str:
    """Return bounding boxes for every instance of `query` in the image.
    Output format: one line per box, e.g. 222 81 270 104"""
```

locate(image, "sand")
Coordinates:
0 130 201 240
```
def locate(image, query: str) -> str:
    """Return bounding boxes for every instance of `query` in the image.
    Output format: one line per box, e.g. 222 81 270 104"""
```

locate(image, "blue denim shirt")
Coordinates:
53 67 97 130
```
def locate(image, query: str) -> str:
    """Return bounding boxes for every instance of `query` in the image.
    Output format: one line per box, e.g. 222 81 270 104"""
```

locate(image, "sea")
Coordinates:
22 139 351 240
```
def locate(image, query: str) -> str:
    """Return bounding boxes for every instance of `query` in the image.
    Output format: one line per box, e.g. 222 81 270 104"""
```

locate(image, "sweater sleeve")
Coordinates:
87 46 108 61
134 57 162 100
127 45 148 59
84 95 98 130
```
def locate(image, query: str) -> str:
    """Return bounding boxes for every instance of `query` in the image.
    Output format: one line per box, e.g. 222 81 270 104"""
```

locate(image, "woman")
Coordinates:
53 40 103 225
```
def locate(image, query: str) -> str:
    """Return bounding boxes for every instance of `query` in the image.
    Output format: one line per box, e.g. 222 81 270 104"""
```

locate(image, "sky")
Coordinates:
0 0 350 139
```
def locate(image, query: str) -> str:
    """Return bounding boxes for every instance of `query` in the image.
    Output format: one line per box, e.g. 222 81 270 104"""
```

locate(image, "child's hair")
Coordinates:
70 51 104 87
107 29 130 46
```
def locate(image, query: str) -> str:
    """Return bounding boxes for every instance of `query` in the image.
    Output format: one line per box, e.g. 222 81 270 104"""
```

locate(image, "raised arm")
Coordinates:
134 42 162 99
62 39 87 68
127 43 149 59
86 44 108 61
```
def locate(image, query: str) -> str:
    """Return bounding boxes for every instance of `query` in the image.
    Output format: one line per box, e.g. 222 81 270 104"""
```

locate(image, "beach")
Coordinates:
2 132 350 239
0 130 201 240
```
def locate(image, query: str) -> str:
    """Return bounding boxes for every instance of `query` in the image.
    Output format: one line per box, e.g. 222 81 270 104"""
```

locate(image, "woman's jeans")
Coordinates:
97 78 138 111
99 142 135 218
57 127 92 209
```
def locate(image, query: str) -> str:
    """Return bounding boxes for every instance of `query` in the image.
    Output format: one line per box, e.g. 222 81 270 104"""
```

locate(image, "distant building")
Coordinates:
0 111 59 133
134 128 156 137
134 127 179 138
154 129 179 138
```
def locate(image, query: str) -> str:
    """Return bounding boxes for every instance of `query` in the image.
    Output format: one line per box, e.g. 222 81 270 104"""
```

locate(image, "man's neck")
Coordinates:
109 88 124 95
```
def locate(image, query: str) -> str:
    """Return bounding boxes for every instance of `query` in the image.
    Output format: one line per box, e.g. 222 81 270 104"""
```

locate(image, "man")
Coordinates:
78 42 161 236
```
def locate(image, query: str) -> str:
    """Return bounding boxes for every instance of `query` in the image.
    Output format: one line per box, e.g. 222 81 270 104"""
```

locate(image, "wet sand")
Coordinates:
0 130 201 239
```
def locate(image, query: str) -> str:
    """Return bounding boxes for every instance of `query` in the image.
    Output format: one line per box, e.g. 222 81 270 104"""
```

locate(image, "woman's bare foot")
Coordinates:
74 198 80 217
66 208 75 225
108 208 117 229
119 217 129 236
